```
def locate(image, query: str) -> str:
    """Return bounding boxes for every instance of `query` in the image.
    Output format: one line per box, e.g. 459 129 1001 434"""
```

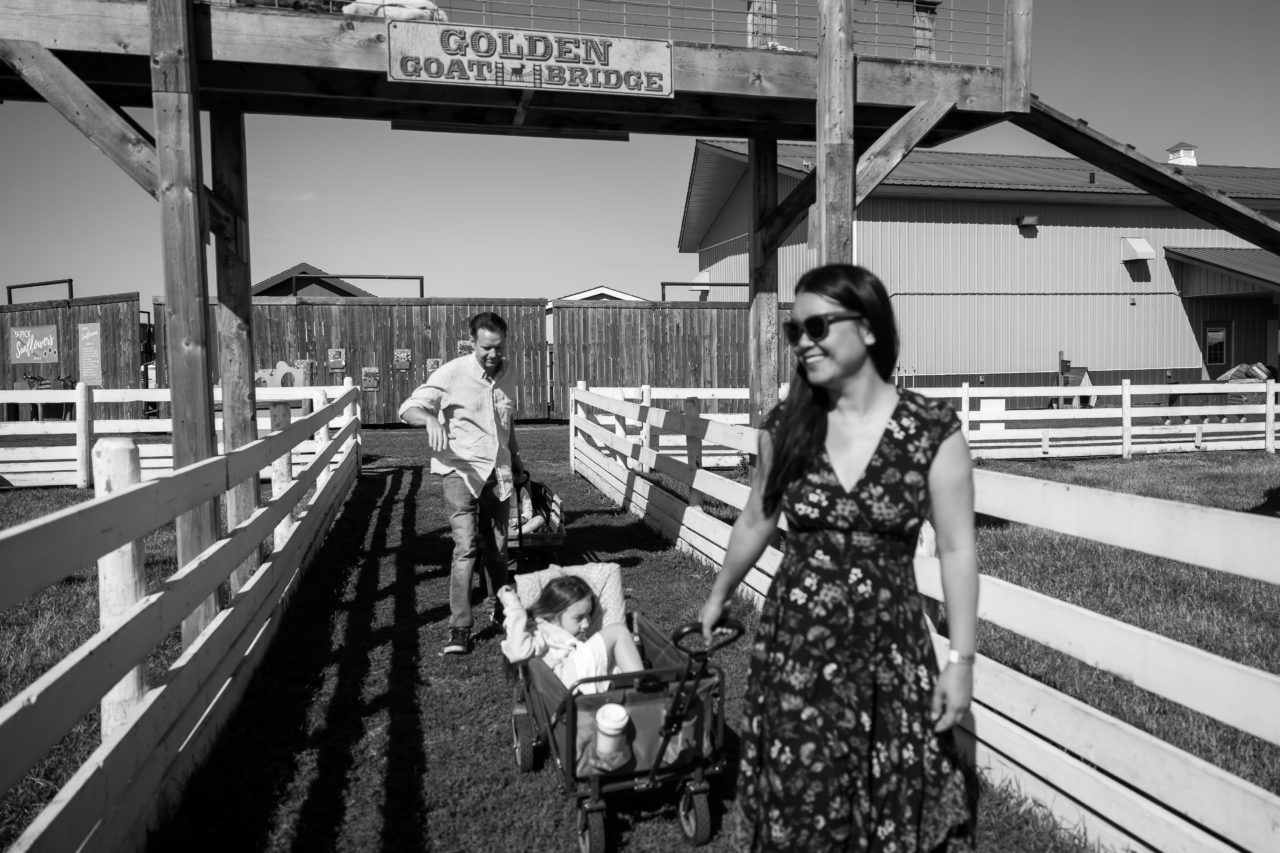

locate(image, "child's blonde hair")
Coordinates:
528 575 595 623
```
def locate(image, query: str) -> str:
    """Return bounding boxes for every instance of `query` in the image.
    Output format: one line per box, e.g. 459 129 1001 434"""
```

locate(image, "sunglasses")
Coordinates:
782 311 865 345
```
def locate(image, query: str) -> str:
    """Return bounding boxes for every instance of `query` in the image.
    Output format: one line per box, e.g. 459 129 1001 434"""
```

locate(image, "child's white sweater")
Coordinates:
499 601 582 673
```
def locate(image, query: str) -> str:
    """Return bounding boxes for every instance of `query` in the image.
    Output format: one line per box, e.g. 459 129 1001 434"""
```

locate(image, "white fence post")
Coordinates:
270 402 296 551
1266 380 1276 455
959 382 971 439
92 437 146 740
614 393 633 470
343 376 360 470
75 382 94 489
639 384 654 473
312 389 332 490
684 397 704 510
1121 379 1132 459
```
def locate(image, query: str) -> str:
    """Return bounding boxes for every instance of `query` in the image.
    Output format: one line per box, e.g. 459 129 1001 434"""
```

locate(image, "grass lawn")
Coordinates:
6 426 1274 850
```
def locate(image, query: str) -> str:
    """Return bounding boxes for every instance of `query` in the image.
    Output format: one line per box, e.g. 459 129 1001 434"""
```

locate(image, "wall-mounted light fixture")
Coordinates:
1016 215 1039 227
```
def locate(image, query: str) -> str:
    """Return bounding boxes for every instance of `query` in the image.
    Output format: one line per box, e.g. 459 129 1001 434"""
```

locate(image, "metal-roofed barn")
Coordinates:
680 140 1280 388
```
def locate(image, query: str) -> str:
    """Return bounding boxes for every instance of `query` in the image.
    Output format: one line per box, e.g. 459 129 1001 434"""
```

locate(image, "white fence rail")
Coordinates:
0 384 363 851
586 380 1280 461
568 384 1280 853
0 384 359 488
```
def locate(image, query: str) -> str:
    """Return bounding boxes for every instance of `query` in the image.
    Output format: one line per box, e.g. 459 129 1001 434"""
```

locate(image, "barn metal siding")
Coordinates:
699 184 1273 380
856 199 1261 379
1172 260 1278 298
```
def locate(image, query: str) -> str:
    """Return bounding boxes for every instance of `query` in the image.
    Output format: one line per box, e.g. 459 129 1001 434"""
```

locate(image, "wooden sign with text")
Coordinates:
388 21 673 98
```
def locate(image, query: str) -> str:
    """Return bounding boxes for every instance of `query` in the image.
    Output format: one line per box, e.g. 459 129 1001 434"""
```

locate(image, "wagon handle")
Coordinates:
672 617 744 658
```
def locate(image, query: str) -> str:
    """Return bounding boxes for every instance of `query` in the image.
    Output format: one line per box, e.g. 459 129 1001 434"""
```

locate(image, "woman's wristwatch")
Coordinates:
947 649 976 666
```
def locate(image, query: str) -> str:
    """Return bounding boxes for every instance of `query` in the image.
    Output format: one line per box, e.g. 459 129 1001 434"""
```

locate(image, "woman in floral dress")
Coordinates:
700 264 979 851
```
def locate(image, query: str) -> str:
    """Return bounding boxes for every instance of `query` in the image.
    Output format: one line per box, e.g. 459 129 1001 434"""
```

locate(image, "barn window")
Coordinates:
1204 324 1228 365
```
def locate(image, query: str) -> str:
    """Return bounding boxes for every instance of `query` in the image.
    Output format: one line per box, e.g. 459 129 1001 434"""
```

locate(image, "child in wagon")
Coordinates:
497 574 643 694
508 468 547 538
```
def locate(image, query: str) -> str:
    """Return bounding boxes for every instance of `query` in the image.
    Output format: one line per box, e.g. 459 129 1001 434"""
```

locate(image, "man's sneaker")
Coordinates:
443 627 471 655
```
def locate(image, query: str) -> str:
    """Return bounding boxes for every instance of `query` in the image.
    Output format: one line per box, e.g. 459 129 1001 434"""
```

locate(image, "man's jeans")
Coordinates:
443 471 511 629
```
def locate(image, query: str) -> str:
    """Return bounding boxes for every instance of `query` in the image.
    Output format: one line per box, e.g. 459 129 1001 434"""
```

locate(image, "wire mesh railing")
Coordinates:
218 1 1008 64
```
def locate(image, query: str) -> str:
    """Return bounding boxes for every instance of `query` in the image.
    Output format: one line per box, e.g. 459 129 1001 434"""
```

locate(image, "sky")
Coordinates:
1 0 1278 307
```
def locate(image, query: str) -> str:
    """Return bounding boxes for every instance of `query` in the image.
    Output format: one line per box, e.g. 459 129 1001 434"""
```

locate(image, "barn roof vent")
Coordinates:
1166 141 1198 167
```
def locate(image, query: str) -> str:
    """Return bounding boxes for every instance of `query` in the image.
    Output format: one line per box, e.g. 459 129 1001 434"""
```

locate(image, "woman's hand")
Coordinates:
931 662 973 732
699 594 727 644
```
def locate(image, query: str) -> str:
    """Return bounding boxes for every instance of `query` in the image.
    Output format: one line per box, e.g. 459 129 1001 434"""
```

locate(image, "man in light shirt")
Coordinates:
399 311 525 655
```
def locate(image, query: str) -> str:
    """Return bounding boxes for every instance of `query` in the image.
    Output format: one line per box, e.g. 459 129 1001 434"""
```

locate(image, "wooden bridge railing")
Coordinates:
0 383 362 851
568 385 1280 853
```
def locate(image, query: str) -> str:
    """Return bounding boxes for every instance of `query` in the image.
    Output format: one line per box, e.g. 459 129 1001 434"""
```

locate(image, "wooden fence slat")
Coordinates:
578 389 758 455
974 469 1280 585
927 634 1280 853
962 701 1234 853
913 556 1280 746
15 448 359 853
0 419 356 801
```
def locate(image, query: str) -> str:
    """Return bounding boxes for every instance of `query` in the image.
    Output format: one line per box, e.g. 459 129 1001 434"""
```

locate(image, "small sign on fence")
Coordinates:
9 325 58 364
78 323 102 386
362 366 381 391
327 348 347 370
393 348 412 370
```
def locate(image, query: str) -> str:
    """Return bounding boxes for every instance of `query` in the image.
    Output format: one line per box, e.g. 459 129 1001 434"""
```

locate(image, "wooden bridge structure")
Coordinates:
4 0 1280 849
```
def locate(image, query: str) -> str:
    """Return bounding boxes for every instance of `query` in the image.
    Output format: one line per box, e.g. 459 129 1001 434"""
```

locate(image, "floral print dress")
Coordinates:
734 390 975 852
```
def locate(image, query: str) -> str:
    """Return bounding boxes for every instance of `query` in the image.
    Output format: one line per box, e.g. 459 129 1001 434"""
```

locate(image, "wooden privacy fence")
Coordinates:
550 301 794 420
568 386 1280 853
153 296 549 425
0 383 359 488
0 384 362 851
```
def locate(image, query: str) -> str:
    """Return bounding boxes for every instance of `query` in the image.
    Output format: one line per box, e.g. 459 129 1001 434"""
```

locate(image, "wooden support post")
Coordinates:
912 0 941 61
75 382 93 489
1266 379 1276 455
684 398 704 510
614 405 633 470
270 403 295 551
817 0 857 264
959 382 971 439
0 39 159 198
749 138 780 428
1121 379 1133 460
1002 0 1033 112
212 110 260 594
93 438 146 740
151 0 221 647
313 389 332 491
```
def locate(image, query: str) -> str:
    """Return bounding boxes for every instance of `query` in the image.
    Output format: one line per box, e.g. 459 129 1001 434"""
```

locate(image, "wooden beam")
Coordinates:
748 138 780 429
759 170 815 258
818 0 857 264
0 0 1011 114
211 110 259 595
1002 0 1033 112
854 99 954 206
1011 97 1280 257
150 0 221 647
0 39 158 197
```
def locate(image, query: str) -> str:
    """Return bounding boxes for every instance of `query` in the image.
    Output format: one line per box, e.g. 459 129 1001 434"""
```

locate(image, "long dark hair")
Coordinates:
528 576 595 623
762 264 899 515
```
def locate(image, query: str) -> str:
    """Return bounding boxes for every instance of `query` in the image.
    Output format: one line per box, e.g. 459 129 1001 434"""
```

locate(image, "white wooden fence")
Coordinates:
569 386 1280 853
0 384 358 488
0 384 362 851
587 380 1279 462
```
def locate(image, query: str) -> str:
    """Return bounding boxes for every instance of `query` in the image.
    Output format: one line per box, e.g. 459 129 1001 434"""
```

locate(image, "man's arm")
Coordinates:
399 380 448 452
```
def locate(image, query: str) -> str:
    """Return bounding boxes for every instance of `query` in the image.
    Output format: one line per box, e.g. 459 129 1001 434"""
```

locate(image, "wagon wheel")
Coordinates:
678 788 712 846
511 708 536 773
576 803 608 853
